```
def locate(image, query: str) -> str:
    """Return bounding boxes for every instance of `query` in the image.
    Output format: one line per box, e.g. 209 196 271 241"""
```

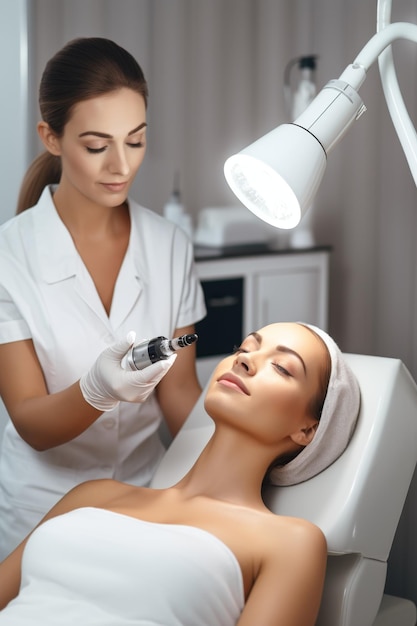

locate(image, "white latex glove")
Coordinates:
80 331 176 412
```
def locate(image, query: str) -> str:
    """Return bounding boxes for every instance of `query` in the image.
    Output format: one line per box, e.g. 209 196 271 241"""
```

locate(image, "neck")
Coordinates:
174 425 283 510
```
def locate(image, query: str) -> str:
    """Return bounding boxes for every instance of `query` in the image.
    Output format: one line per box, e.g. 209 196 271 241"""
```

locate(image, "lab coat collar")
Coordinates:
128 199 150 286
35 186 79 284
109 201 148 329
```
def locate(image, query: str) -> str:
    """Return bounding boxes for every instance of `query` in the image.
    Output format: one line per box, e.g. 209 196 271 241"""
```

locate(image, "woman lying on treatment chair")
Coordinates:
0 322 360 626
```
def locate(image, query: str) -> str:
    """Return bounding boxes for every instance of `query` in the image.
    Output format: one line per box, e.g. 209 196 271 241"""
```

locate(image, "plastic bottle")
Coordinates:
289 56 318 248
163 173 193 239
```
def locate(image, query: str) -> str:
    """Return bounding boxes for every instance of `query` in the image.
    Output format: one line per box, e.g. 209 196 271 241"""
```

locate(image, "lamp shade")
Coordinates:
224 19 417 231
224 76 367 229
224 124 326 228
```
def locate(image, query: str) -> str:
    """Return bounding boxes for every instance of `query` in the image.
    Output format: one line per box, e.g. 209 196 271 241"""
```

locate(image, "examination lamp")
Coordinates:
224 0 417 229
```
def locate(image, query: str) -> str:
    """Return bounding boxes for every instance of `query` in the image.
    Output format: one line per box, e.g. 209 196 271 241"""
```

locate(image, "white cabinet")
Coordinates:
194 248 330 385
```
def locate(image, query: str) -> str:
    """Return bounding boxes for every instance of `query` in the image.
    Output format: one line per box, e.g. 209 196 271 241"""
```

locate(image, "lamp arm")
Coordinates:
351 23 417 78
376 4 417 185
292 22 417 158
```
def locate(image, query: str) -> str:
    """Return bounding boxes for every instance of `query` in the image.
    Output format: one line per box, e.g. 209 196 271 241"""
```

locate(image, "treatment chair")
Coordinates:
151 354 417 625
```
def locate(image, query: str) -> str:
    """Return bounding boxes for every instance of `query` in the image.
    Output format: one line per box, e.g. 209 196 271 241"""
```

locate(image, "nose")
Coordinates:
107 145 130 176
233 351 256 375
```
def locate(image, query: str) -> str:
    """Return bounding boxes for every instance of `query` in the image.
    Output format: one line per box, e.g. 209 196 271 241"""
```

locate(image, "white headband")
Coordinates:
269 323 361 486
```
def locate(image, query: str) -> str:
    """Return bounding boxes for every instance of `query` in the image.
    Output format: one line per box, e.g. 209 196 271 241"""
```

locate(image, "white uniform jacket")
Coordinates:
0 186 206 557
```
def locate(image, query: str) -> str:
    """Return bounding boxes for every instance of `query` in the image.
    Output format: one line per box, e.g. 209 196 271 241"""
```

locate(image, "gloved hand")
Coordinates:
80 331 176 412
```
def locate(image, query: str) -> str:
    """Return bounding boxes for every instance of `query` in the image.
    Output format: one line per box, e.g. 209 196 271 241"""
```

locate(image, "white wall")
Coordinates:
0 0 30 224
0 0 30 438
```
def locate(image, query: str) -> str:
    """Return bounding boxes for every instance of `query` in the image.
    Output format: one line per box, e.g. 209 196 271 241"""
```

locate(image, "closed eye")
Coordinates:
272 363 292 377
86 141 144 154
86 146 107 154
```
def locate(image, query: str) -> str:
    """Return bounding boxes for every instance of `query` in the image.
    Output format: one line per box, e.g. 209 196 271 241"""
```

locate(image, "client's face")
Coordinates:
204 322 328 446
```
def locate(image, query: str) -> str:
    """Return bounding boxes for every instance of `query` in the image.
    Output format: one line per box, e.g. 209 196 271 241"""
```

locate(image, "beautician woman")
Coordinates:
0 37 206 559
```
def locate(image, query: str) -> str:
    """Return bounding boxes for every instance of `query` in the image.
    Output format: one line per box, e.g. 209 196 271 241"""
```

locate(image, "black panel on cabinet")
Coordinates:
196 278 244 358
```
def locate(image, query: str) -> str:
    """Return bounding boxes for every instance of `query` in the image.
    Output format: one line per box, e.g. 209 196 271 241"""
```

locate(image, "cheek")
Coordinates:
62 150 96 180
252 377 307 422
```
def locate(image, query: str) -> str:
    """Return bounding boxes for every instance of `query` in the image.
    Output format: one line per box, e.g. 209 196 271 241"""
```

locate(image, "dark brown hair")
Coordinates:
17 37 148 214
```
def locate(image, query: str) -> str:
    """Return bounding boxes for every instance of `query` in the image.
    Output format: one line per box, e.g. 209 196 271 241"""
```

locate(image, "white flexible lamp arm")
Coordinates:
352 22 417 76
376 1 417 186
294 22 417 155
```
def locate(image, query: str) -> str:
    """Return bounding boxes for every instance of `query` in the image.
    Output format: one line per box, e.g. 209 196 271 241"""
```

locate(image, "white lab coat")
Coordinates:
0 186 206 558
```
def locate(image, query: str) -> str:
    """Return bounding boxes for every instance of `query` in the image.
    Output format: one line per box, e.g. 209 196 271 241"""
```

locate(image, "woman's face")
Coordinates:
204 322 329 447
43 87 147 208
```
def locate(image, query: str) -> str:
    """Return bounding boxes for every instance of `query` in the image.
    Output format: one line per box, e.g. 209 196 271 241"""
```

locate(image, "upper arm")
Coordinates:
238 519 327 626
0 339 47 423
0 539 27 610
156 324 202 436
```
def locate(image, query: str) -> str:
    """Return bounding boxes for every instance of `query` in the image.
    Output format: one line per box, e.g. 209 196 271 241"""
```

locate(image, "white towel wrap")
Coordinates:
269 323 361 486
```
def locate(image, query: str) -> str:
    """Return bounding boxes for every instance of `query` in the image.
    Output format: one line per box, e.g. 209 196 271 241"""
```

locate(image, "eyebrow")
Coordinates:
248 331 307 375
78 122 147 139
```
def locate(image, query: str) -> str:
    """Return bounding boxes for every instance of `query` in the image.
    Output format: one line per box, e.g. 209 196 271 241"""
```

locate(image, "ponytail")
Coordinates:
16 152 61 214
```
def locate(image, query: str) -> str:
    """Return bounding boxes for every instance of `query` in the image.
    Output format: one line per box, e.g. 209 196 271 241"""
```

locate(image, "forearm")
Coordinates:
0 341 102 450
9 381 102 451
156 326 202 436
159 378 202 436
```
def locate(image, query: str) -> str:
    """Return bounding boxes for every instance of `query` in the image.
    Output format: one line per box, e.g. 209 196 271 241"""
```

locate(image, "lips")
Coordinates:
101 182 127 192
217 373 249 395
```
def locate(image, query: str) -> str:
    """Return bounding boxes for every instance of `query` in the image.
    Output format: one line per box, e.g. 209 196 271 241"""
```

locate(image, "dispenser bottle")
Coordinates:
163 173 193 238
285 55 318 248
291 56 317 121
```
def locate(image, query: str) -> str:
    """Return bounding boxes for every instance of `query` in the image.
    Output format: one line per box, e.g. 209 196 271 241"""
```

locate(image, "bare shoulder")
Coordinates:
260 511 327 567
270 511 326 545
41 479 137 522
237 512 327 625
